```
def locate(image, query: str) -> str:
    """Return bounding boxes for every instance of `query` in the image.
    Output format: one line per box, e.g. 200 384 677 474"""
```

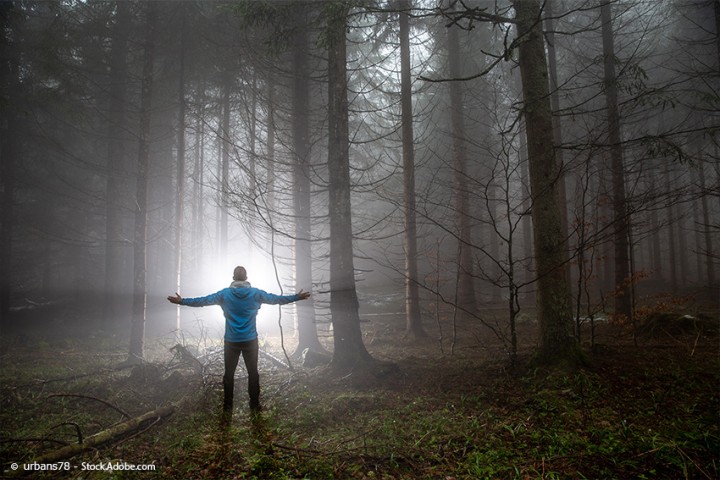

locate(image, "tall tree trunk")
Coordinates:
601 2 632 322
513 0 576 364
698 160 717 286
247 70 258 256
544 1 571 284
398 0 425 338
447 17 476 320
266 79 276 214
519 126 535 304
128 3 158 363
191 85 206 278
103 0 132 324
291 7 323 355
326 4 373 370
664 164 679 294
174 3 187 331
0 1 20 322
219 73 231 262
649 170 662 277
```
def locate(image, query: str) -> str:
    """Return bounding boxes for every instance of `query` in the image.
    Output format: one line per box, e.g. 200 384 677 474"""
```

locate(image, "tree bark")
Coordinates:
219 72 231 262
664 164 679 294
174 3 188 331
601 1 632 322
292 6 323 355
129 3 158 363
513 0 576 364
519 124 535 304
398 0 425 338
103 0 132 325
698 160 717 287
326 4 373 370
191 85 206 278
447 17 477 320
544 1 571 284
0 1 21 323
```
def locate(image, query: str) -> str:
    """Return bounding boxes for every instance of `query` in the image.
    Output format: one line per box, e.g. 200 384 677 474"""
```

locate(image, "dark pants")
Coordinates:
223 339 260 411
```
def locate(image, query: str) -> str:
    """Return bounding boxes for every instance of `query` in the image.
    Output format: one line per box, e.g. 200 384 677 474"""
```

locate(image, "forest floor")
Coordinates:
0 302 718 479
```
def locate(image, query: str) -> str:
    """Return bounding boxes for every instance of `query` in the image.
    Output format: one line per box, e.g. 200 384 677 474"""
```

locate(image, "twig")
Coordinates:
673 443 713 480
690 330 701 357
266 203 294 370
50 422 83 444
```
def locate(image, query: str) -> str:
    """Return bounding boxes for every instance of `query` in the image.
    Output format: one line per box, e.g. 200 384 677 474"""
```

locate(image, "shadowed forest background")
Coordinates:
1 0 718 478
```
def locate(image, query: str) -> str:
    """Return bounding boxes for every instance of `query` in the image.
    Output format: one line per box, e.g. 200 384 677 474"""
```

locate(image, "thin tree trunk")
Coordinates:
698 161 717 286
103 0 131 324
447 16 476 320
191 86 205 277
398 0 424 338
219 73 231 262
513 0 576 364
518 119 535 304
544 1 571 285
649 171 662 277
326 5 373 370
291 8 322 355
601 2 632 322
128 3 158 363
266 79 276 214
265 79 275 210
174 3 187 331
664 164 679 294
0 1 20 322
248 70 257 256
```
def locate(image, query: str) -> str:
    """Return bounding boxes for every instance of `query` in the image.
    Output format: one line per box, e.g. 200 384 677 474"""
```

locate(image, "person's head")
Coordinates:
233 266 247 282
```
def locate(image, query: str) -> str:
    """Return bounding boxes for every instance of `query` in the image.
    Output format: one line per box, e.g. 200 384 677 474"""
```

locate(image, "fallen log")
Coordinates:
259 349 290 370
28 404 175 464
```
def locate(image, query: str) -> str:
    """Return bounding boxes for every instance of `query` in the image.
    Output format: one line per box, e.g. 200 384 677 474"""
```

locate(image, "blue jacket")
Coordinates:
181 286 301 342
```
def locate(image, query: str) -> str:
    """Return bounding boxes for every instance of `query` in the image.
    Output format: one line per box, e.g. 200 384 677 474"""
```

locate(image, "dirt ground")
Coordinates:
0 306 718 479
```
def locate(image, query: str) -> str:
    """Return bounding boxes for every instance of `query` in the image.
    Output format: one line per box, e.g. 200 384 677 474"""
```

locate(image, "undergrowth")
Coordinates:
1 327 718 479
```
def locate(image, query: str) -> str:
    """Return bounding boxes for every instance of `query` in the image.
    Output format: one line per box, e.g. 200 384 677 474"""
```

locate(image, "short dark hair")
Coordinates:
233 266 247 281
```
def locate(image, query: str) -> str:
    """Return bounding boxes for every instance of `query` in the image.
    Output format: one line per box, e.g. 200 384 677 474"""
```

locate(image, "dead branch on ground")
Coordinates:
27 404 175 465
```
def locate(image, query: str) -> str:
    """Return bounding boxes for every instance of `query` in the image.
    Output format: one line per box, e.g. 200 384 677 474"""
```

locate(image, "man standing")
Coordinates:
167 266 311 414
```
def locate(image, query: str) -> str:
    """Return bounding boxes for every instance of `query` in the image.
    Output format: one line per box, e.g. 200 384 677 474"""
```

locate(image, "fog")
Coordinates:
1 2 719 478
1 0 718 362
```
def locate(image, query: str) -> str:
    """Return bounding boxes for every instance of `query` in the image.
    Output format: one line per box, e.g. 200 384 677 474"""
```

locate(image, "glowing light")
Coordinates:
202 255 283 292
195 252 294 338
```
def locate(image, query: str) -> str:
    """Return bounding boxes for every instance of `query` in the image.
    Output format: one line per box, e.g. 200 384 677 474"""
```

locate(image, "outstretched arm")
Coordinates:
256 289 311 305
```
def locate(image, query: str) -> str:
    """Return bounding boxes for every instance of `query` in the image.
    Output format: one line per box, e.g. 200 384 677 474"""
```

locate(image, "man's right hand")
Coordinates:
167 293 182 304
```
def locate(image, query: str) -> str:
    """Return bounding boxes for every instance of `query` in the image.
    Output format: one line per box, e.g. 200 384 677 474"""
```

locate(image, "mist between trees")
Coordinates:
1 0 718 367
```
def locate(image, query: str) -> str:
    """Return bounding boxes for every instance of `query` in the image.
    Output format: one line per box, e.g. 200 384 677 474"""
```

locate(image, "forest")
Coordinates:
1 0 718 478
